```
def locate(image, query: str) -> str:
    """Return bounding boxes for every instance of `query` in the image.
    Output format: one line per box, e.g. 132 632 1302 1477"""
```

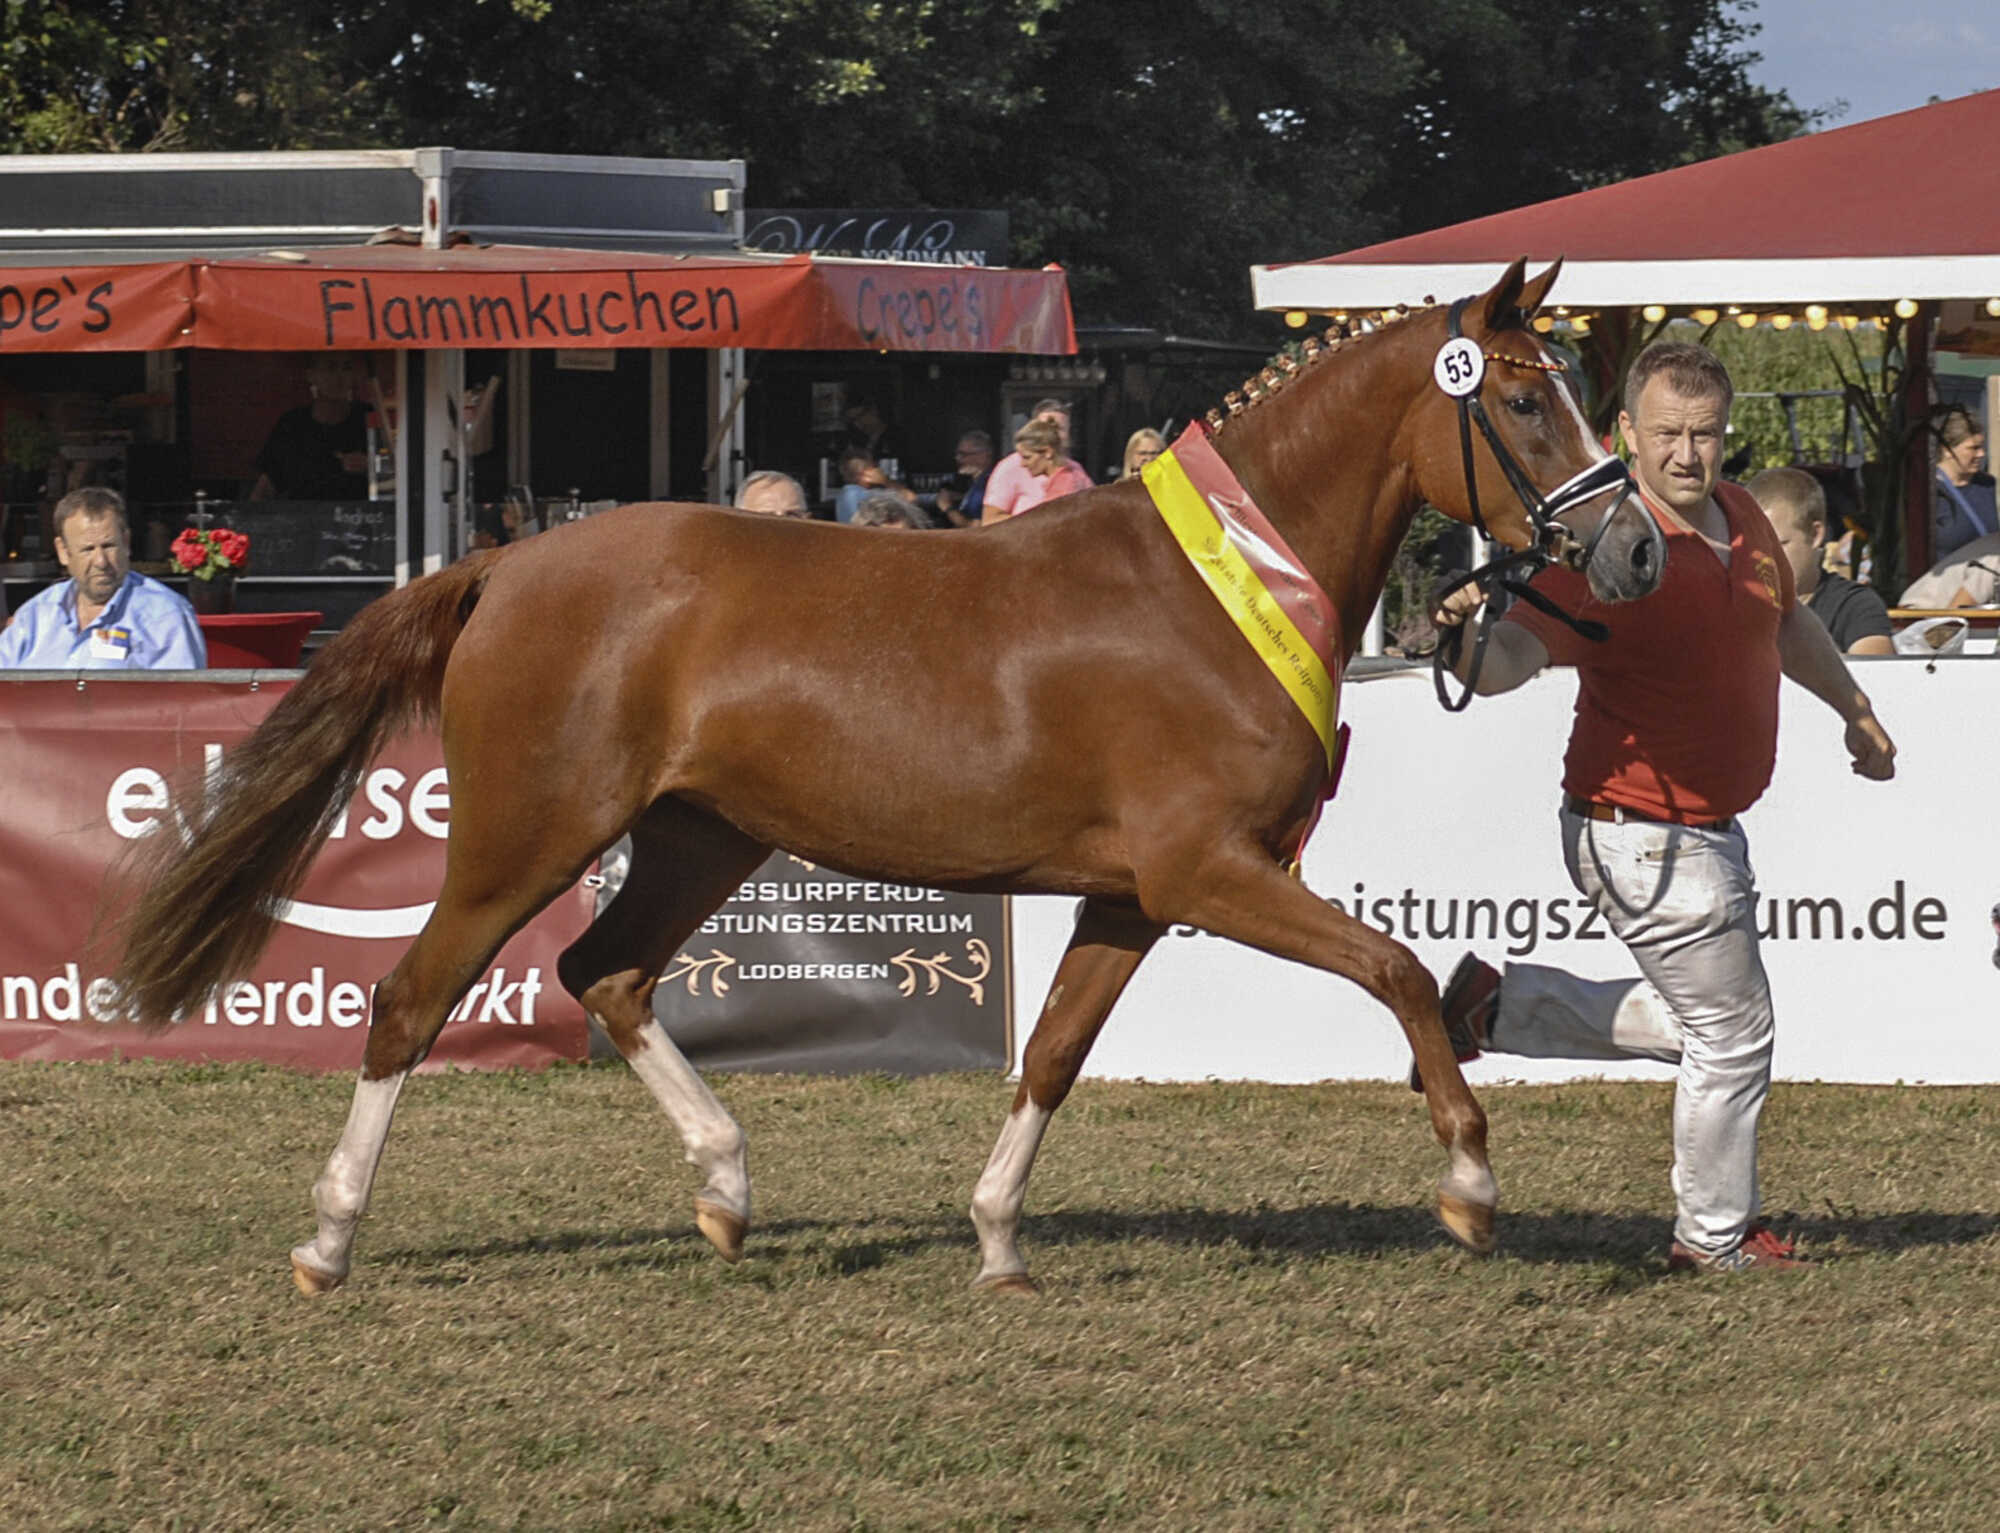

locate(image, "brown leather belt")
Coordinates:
1564 794 1734 833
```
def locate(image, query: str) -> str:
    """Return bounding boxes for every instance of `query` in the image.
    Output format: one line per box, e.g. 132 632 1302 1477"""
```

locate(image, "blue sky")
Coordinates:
1737 0 2000 125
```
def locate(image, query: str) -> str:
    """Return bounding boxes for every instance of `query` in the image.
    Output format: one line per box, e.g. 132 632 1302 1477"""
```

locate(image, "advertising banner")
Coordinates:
1011 660 2000 1085
0 678 593 1070
0 263 196 354
1 248 1074 356
647 849 1008 1074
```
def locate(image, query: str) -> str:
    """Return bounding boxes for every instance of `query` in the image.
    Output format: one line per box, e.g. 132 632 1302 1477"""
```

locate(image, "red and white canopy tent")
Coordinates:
1252 88 2000 318
1251 89 2000 576
0 242 1074 355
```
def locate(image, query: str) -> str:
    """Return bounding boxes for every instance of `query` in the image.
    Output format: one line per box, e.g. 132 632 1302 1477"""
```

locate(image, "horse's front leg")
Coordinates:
971 897 1162 1293
1165 846 1499 1254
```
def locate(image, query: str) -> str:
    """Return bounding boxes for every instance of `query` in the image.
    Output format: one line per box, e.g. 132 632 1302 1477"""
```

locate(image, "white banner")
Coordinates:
1011 659 1998 1085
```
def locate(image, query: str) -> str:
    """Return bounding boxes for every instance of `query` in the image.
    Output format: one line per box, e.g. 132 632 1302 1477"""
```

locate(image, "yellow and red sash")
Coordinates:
1142 422 1345 773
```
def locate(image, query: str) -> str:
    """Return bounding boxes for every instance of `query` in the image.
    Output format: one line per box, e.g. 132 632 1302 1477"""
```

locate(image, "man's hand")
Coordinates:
1846 712 1896 780
1429 572 1486 631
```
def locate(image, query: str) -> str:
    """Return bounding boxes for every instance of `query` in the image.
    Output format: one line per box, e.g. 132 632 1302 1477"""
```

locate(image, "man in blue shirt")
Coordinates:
0 487 206 669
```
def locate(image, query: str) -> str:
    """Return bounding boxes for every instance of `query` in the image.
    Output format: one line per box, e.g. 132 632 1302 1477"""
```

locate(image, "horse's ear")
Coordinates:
1477 258 1530 333
1515 258 1564 320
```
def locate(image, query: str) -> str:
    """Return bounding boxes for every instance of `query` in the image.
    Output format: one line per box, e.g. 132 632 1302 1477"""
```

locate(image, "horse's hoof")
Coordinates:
1437 1192 1498 1256
973 1271 1041 1297
289 1250 346 1296
694 1198 748 1263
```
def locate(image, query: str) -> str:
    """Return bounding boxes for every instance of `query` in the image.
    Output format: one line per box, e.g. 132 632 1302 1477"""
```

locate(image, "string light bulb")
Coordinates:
1691 308 1719 326
1987 298 2000 318
1284 310 1308 329
1531 315 1555 334
1893 298 1919 319
1771 313 1794 331
1838 314 1860 330
1735 312 1759 328
1570 314 1592 337
1642 304 1667 322
1805 304 1828 324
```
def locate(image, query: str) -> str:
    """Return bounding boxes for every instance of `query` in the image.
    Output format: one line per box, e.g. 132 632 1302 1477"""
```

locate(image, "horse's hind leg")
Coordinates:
290 851 587 1296
555 797 770 1263
1165 845 1499 1255
972 898 1163 1293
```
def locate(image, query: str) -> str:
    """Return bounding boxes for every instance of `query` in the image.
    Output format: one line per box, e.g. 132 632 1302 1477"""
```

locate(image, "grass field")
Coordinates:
4 1061 1997 1531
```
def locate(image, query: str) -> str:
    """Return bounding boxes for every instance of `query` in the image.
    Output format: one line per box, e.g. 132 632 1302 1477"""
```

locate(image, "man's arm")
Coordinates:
1846 633 1896 657
1431 584 1552 696
1775 602 1895 779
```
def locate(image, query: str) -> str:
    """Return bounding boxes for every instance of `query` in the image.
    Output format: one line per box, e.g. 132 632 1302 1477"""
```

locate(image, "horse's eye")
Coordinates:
1504 394 1542 417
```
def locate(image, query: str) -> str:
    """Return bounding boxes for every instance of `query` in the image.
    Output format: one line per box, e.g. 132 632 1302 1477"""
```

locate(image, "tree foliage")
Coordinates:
3 0 1807 337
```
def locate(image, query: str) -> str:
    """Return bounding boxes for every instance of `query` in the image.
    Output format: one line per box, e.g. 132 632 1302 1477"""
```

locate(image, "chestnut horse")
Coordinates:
115 259 1663 1296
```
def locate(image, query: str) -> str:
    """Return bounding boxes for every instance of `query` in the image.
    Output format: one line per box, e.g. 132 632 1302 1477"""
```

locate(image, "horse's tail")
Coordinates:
113 550 505 1026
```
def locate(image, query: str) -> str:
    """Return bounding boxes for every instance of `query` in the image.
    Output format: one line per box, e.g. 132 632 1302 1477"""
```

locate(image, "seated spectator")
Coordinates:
833 447 888 524
1027 398 1092 484
1122 427 1167 479
0 487 205 669
1750 467 1894 656
850 492 925 529
735 470 812 518
945 430 994 526
981 418 1091 524
1932 408 1996 562
1900 529 2000 609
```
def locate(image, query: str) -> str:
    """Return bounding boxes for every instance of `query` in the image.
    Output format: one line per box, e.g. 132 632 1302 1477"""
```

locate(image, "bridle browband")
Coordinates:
1433 295 1637 712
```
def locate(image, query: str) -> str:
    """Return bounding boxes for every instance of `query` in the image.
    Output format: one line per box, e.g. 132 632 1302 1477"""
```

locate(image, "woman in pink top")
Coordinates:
981 418 1092 523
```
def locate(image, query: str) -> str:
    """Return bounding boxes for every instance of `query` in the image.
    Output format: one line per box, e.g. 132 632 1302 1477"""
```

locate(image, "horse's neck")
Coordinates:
1215 337 1428 659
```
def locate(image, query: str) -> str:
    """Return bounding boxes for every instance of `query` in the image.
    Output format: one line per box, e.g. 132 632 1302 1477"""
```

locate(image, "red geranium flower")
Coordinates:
171 525 252 579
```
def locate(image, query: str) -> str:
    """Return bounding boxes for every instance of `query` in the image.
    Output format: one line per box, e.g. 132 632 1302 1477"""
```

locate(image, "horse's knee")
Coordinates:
1361 940 1435 1018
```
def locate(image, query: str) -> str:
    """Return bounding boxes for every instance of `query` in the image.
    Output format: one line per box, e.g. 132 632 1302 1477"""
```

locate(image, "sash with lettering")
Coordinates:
1142 423 1349 858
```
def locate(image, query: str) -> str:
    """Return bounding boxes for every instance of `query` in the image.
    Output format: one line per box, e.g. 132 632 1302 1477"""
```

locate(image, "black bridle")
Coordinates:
1432 296 1637 712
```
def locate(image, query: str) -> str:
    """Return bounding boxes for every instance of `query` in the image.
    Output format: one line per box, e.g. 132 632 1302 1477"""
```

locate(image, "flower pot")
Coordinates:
188 574 237 615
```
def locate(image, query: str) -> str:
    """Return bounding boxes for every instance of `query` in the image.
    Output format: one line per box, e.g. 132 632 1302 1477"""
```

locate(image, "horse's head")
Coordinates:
1407 259 1664 605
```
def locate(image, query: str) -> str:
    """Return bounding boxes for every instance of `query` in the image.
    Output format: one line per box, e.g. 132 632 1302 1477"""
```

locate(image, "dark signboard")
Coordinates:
645 849 1009 1074
219 502 397 575
743 209 1010 268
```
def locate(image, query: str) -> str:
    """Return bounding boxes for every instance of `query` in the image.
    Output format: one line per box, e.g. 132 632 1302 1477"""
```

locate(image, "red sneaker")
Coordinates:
1668 1223 1809 1274
1408 953 1499 1093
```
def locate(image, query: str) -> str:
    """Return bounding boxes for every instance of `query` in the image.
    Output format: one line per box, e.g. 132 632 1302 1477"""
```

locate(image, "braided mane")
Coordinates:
1205 302 1440 434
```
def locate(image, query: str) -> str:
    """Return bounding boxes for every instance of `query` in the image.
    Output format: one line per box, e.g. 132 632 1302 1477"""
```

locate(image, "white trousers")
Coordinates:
1491 808 1774 1257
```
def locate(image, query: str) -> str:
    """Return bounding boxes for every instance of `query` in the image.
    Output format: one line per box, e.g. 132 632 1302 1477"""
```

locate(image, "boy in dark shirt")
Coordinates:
1750 467 1894 657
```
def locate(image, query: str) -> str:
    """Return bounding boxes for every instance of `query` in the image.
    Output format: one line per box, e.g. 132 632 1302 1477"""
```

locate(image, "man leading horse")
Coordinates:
1428 338 1897 1275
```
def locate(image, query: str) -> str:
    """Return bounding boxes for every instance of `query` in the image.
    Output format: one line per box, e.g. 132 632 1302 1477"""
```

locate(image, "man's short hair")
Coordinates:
1014 418 1063 455
53 486 129 542
1746 466 1826 532
957 429 993 453
1030 397 1070 419
734 470 808 513
850 492 922 529
1622 340 1733 418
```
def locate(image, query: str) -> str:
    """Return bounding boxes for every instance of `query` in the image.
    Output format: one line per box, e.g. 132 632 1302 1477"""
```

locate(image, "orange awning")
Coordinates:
1 245 1075 355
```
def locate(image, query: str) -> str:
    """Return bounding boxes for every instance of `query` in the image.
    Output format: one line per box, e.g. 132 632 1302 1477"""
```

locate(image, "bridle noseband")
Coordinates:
1433 296 1637 712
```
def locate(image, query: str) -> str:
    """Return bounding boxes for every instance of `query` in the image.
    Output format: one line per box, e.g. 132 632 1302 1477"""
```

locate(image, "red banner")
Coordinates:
0 678 592 1071
0 263 197 354
0 247 1074 355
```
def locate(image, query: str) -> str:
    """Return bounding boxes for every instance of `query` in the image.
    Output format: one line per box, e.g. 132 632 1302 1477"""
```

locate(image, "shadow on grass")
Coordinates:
376 1204 2000 1279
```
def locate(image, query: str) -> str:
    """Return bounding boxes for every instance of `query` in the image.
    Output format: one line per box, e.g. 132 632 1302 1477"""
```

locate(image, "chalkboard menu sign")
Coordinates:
217 502 397 576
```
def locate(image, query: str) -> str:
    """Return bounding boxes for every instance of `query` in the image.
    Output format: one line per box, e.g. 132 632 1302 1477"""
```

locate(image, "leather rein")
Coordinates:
1432 296 1637 712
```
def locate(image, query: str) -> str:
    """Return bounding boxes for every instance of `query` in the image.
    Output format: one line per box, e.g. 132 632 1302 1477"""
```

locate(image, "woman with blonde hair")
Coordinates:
1122 427 1167 479
980 417 1091 523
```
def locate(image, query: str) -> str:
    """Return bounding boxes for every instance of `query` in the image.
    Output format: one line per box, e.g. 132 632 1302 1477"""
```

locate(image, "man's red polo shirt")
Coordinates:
1503 481 1794 822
